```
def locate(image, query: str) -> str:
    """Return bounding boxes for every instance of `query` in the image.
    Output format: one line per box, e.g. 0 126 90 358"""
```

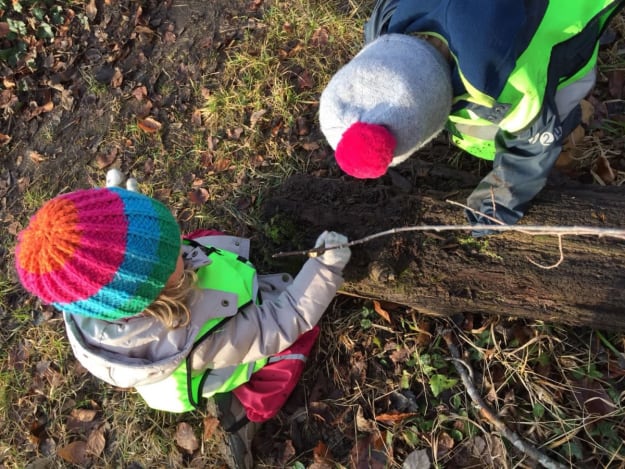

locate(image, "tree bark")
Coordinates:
260 159 625 330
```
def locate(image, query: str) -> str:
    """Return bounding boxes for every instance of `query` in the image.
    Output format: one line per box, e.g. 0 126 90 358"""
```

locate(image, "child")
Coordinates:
14 179 351 468
319 0 625 233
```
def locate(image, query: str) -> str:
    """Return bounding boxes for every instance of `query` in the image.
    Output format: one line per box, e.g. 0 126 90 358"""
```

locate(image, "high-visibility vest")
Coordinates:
374 0 624 160
135 244 267 413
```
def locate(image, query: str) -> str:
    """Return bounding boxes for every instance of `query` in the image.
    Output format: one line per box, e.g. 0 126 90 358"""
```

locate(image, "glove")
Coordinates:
105 168 140 192
314 231 351 269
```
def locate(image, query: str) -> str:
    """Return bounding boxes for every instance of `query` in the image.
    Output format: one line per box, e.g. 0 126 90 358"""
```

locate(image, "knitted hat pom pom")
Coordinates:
335 122 396 179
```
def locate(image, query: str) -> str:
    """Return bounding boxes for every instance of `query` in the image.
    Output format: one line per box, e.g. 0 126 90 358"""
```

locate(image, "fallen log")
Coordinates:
260 159 625 330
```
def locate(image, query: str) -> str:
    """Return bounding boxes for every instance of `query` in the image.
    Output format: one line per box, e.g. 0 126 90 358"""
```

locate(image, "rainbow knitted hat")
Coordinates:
15 187 181 320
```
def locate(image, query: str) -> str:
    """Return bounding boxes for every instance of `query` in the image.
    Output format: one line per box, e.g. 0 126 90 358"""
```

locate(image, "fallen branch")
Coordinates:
441 328 567 469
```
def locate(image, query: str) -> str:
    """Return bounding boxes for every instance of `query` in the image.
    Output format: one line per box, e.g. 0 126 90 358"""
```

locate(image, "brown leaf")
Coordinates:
249 109 267 128
111 68 123 88
0 22 9 38
191 109 203 127
213 158 233 173
573 380 616 415
95 147 118 169
301 142 319 151
580 99 594 126
372 300 392 323
436 431 455 459
202 416 220 441
297 70 314 90
137 117 162 133
28 151 46 164
86 426 106 457
131 86 148 101
227 127 244 140
296 116 310 136
144 157 155 175
174 422 199 454
592 155 615 185
0 133 11 145
57 441 89 465
349 432 389 469
311 27 329 48
86 0 98 21
310 440 335 469
188 187 210 205
356 405 377 433
279 439 297 467
375 411 417 425
70 408 97 423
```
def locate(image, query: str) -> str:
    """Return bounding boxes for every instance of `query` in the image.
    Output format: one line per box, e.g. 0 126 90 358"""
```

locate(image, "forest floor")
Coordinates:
1 1 625 468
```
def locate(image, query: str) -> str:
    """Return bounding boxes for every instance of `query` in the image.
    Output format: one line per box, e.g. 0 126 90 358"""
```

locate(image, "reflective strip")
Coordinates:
267 353 307 364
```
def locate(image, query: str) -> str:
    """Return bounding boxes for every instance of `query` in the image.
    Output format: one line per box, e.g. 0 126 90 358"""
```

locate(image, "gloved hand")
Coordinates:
105 168 140 192
314 231 351 269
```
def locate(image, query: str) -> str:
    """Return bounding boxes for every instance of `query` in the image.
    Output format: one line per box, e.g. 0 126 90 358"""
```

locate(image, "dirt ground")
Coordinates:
2 0 625 468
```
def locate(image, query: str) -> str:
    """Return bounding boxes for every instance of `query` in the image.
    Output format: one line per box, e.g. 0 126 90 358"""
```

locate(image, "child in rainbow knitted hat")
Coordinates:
15 179 351 469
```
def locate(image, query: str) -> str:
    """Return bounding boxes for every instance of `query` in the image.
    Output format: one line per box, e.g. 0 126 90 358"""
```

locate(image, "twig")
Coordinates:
526 234 565 269
441 329 567 469
272 224 625 258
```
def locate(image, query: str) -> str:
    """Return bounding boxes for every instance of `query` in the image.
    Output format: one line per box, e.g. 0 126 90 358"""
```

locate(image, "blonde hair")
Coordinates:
143 269 197 329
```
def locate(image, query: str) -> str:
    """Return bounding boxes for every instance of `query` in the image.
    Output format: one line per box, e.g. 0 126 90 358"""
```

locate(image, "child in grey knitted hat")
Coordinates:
319 0 624 231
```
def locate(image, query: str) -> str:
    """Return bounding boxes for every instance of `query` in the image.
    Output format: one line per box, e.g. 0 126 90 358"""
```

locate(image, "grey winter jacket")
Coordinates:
64 235 345 391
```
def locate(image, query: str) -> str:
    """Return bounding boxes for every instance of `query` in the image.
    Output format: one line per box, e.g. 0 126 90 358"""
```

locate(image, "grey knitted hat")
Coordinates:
319 34 452 178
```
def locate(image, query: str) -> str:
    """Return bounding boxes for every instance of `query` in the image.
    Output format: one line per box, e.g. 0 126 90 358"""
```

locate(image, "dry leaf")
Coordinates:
0 133 11 145
95 147 118 169
188 187 209 205
0 22 9 39
86 426 106 457
137 117 162 133
301 142 319 151
350 432 389 469
131 86 148 101
213 158 232 173
297 70 314 90
202 416 220 441
191 109 203 127
28 151 46 164
356 405 377 433
279 440 297 467
70 408 97 423
375 411 417 425
174 422 199 454
373 300 392 323
249 109 267 128
580 99 594 126
311 27 329 48
227 127 243 140
296 116 310 136
435 432 455 459
57 441 89 465
592 155 615 185
403 448 431 469
111 68 123 88
86 0 98 21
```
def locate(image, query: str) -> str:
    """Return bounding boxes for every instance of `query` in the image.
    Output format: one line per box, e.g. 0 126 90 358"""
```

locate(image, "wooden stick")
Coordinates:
441 329 567 469
272 223 625 258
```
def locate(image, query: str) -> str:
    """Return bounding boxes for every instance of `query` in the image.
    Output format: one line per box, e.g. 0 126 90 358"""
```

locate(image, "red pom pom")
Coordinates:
335 122 396 179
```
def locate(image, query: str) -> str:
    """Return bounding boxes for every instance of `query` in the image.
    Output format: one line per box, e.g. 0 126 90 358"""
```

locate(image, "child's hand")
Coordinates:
105 168 140 192
314 231 351 269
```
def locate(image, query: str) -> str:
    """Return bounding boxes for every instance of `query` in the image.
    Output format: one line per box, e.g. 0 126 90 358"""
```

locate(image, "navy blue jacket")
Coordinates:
365 0 624 233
